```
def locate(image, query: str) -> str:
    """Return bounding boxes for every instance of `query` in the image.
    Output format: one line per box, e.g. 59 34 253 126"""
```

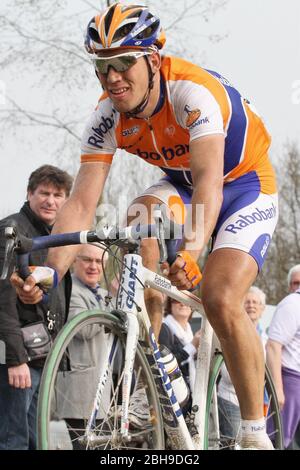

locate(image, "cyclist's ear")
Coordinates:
149 52 161 74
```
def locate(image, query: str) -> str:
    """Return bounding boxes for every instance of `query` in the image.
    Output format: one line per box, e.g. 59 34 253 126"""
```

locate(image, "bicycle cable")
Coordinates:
101 240 147 312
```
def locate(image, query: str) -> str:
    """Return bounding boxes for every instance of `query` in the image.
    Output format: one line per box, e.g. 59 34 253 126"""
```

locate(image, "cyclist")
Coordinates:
11 3 278 449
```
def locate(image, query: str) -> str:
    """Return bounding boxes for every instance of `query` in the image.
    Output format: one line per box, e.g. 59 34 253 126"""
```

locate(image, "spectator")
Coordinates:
218 286 266 445
0 165 73 450
71 243 109 314
266 265 300 449
287 264 300 293
56 243 111 448
287 265 300 449
159 297 201 396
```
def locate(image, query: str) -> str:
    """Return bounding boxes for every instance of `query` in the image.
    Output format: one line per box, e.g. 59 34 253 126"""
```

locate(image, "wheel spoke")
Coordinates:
38 311 164 450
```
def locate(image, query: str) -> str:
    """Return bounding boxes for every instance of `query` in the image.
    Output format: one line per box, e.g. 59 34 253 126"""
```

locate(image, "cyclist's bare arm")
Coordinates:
162 134 224 289
49 162 110 275
11 161 111 301
183 134 224 259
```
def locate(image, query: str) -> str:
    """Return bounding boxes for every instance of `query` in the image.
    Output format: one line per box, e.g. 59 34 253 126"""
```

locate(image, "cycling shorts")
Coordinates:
136 171 278 270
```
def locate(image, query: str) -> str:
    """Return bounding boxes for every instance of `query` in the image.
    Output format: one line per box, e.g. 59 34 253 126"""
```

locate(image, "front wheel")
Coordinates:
37 310 165 450
204 353 283 449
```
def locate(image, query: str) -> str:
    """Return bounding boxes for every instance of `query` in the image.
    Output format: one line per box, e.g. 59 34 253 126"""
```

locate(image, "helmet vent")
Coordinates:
104 4 117 36
113 22 136 43
89 26 101 43
137 21 159 39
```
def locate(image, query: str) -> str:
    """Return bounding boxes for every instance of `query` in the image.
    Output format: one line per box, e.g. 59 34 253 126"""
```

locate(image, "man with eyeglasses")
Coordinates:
12 3 278 449
267 265 300 449
72 245 109 301
58 243 111 448
288 265 300 292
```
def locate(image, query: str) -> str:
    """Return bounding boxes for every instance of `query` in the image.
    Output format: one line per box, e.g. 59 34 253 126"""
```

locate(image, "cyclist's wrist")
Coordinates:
177 243 202 262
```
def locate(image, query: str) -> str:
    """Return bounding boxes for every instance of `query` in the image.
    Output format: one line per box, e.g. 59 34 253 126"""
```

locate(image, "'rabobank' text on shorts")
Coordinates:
138 171 278 270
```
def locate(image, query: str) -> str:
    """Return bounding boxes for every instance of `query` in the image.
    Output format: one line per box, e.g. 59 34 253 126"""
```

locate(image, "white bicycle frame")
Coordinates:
111 251 218 450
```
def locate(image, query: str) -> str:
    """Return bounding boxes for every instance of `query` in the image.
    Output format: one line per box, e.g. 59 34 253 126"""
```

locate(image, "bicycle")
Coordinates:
1 206 283 450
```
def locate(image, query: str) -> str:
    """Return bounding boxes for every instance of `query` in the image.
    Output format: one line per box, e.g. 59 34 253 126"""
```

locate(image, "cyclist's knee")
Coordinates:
201 287 243 332
201 289 229 318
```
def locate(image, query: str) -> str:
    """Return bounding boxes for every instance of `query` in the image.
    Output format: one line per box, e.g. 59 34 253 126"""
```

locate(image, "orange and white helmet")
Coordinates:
84 3 166 55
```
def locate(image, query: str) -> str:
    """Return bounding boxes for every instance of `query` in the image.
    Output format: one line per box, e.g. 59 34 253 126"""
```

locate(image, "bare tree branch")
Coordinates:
165 0 226 31
2 97 81 141
0 16 89 65
81 0 106 8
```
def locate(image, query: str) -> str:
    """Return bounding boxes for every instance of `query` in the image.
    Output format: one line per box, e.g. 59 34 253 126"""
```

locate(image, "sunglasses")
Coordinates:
92 51 151 74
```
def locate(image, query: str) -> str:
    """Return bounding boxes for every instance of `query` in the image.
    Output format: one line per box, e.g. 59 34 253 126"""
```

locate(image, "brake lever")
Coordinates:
154 204 184 266
153 205 168 264
0 227 18 280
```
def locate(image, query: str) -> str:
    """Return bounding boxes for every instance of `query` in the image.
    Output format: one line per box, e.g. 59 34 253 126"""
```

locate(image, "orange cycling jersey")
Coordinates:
81 56 276 195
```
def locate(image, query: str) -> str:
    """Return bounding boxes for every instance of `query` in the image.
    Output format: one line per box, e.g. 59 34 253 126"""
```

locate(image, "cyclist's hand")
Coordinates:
161 251 202 290
8 363 31 389
10 267 58 304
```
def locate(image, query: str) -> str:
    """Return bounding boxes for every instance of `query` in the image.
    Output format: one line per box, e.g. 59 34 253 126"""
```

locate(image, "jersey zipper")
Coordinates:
146 118 169 167
146 117 193 184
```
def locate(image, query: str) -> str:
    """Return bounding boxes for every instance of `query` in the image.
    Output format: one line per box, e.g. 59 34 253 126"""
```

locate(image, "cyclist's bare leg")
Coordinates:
127 196 170 340
201 248 265 420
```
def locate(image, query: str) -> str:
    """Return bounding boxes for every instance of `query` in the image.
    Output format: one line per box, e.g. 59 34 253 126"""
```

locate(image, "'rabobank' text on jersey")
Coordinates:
81 56 276 194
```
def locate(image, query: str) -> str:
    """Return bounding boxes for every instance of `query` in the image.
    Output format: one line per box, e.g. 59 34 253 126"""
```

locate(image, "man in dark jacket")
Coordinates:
0 165 73 450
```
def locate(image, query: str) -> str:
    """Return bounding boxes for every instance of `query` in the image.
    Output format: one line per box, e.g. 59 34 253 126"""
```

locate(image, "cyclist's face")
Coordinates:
73 244 106 288
27 183 67 225
244 293 264 324
98 53 159 115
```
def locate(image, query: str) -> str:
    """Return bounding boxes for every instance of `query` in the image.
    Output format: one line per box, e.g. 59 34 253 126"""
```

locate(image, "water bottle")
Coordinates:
159 345 190 407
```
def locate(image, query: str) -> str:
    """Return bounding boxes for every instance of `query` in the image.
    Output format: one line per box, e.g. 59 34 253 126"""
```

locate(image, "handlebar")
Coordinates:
1 205 183 281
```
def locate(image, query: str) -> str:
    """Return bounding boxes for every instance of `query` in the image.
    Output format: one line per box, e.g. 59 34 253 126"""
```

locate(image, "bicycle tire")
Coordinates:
37 309 165 450
204 353 283 450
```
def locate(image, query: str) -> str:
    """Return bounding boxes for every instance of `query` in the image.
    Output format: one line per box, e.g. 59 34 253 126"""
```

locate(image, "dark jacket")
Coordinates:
0 202 72 367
